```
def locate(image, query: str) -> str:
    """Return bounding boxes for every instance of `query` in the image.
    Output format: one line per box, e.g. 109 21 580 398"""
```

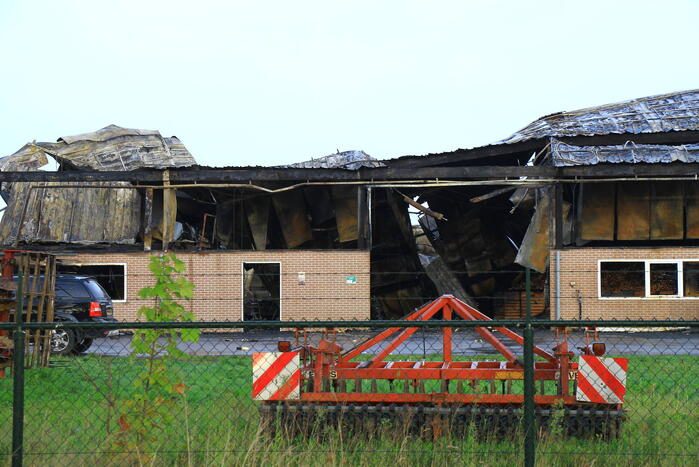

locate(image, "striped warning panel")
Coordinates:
252 352 301 401
576 355 628 404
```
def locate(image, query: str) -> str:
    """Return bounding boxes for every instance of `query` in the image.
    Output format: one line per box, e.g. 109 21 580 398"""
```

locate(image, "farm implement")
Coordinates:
252 295 627 439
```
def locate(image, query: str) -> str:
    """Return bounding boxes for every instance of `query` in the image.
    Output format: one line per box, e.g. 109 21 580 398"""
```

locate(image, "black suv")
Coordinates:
49 275 118 355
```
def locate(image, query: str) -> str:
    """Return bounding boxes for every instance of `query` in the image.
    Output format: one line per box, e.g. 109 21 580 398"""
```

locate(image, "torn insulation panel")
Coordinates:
579 183 615 241
516 190 571 273
331 186 359 243
0 182 140 245
272 191 313 248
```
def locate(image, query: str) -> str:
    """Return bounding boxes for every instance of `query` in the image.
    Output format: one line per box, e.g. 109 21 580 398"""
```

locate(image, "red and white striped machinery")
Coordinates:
253 295 627 438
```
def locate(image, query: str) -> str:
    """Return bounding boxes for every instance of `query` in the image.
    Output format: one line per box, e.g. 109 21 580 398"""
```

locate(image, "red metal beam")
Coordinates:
367 299 444 367
450 301 520 364
451 298 558 364
340 297 446 364
301 392 577 405
334 367 561 381
443 302 452 362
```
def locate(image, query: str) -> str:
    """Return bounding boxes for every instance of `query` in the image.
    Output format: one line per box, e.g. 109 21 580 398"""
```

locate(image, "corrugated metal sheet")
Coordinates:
4 124 195 171
0 182 140 245
549 139 699 166
502 89 699 144
282 150 385 170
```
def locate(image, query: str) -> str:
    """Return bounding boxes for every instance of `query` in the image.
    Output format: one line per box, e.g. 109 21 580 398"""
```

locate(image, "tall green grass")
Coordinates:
0 353 695 466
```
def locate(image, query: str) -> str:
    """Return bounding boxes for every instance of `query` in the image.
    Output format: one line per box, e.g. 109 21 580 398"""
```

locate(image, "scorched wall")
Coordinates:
58 250 371 322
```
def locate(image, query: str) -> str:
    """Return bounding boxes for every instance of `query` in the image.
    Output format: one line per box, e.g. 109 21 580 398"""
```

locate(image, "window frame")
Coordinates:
241 261 282 321
60 262 128 303
598 259 699 300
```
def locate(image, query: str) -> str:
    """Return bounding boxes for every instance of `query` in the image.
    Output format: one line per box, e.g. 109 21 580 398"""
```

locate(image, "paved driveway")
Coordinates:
88 327 699 357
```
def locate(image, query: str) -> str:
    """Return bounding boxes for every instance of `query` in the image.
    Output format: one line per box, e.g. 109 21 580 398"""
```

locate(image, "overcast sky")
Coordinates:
1 1 697 167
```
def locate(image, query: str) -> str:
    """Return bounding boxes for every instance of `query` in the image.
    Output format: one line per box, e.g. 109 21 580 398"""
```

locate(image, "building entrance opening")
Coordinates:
242 262 281 321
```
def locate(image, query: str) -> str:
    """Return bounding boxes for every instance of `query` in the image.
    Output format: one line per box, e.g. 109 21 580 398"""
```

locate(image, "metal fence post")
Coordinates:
12 270 24 467
523 267 535 467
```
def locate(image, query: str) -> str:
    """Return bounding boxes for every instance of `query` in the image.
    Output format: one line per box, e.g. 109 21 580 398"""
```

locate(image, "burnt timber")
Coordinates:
1 163 699 183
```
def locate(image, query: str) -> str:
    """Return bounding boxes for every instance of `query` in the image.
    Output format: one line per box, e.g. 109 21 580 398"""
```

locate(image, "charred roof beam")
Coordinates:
1 163 699 183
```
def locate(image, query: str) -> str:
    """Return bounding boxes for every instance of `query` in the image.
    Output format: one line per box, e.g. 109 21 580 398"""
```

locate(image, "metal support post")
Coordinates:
12 270 24 467
523 267 535 467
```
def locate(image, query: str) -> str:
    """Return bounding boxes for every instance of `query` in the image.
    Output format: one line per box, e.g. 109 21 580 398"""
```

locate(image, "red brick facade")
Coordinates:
58 250 371 322
551 247 699 320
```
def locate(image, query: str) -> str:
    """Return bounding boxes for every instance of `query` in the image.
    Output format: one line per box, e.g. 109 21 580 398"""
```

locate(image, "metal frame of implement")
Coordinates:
294 295 588 406
255 296 627 435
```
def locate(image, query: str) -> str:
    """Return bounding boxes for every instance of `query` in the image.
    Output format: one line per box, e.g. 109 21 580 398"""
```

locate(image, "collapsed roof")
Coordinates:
0 125 195 245
281 150 385 170
0 124 195 171
501 89 699 144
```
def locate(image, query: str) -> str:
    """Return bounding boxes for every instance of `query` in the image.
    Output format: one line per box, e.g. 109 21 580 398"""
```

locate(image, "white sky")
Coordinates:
1 0 697 167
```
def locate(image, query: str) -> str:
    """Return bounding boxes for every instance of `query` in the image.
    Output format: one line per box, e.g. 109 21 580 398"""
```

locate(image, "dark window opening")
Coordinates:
57 264 126 301
683 262 699 297
649 263 678 295
243 263 280 321
600 261 645 297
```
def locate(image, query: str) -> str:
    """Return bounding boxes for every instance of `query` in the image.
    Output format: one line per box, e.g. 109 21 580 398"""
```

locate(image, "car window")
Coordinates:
84 279 110 300
58 281 91 299
54 285 70 299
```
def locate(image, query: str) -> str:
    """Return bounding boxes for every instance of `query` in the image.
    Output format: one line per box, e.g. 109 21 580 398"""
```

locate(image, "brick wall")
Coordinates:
58 250 371 322
551 247 699 320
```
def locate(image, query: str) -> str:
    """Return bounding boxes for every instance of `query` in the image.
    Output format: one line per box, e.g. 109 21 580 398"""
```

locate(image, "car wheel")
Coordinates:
50 329 76 355
74 338 94 354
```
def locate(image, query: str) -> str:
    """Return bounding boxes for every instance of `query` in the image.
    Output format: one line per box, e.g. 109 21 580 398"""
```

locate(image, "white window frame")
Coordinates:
598 259 699 300
60 262 128 303
241 261 282 321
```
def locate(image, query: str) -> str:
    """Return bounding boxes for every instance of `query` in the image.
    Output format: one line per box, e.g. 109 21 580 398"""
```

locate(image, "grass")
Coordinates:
0 352 696 466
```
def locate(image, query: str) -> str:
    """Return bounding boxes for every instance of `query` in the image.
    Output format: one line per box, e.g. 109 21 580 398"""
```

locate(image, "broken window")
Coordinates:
243 263 281 321
600 260 699 298
57 264 126 301
649 263 678 296
683 262 699 297
600 261 645 297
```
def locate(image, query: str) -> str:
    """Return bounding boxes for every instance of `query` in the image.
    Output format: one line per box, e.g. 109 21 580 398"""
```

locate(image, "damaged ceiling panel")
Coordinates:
502 89 699 144
0 182 140 245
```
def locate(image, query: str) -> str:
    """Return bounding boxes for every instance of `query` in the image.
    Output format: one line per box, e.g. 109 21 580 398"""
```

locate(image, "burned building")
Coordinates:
1 89 698 322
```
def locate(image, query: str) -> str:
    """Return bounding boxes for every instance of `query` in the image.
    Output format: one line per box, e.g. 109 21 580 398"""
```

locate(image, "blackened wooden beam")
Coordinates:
0 163 697 183
357 186 368 250
554 183 563 249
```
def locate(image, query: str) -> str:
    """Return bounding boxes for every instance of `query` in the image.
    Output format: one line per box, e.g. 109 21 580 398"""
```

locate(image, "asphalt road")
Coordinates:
87 327 699 357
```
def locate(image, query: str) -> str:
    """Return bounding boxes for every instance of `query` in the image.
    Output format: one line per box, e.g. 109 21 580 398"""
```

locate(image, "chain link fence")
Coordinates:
0 316 697 466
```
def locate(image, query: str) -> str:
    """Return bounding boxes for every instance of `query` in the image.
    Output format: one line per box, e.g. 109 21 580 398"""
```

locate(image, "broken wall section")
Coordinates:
0 182 141 245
